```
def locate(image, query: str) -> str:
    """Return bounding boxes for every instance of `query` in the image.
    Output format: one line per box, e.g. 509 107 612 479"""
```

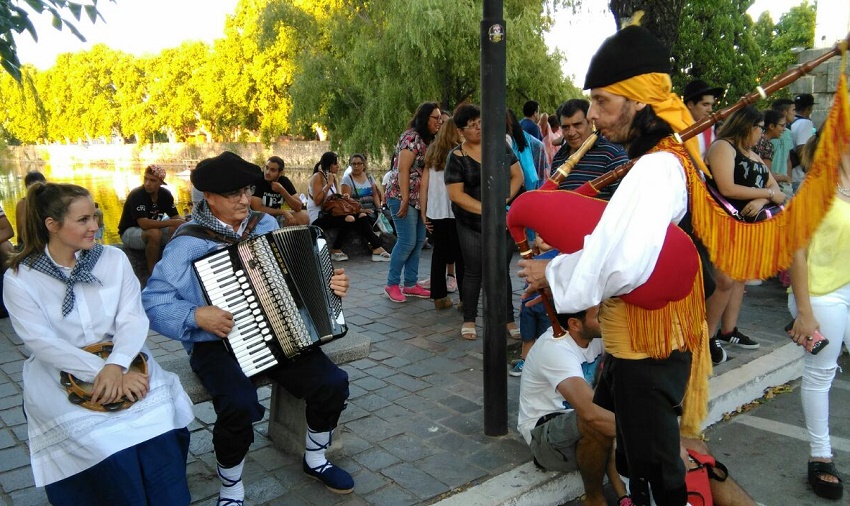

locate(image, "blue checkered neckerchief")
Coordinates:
26 244 104 317
191 199 259 241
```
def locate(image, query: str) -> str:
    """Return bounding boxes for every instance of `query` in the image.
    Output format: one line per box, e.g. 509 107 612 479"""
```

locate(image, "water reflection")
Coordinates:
0 162 315 245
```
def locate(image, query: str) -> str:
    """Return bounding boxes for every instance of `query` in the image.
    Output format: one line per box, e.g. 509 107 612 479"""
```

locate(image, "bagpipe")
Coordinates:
508 34 850 337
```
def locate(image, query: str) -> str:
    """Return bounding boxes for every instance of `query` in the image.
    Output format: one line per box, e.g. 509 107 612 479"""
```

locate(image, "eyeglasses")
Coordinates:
351 161 365 166
429 115 444 123
463 121 482 130
756 124 766 131
218 185 255 201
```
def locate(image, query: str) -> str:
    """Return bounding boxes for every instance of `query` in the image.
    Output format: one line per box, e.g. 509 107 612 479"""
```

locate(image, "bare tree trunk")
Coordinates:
609 0 685 50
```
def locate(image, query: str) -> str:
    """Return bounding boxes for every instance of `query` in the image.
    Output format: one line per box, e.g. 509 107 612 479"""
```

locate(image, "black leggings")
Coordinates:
313 214 382 251
455 220 515 323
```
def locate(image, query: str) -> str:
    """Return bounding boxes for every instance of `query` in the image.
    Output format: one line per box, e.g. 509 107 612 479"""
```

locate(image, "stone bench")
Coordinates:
321 226 396 258
159 332 371 456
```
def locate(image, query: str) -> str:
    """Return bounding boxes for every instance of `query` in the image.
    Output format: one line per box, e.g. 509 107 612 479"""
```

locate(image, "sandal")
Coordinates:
507 323 521 340
461 324 477 340
808 460 844 500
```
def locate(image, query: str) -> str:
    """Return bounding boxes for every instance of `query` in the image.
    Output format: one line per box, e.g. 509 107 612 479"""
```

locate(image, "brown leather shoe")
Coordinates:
434 296 453 310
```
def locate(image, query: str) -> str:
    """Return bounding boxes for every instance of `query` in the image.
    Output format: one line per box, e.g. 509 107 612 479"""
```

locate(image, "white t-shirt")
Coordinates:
517 328 604 444
791 117 815 184
425 166 454 220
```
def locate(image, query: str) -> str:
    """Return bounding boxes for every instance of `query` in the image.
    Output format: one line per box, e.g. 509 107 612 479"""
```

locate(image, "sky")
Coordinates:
16 0 806 81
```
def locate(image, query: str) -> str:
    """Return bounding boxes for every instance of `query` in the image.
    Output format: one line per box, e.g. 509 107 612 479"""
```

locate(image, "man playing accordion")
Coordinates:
142 152 354 505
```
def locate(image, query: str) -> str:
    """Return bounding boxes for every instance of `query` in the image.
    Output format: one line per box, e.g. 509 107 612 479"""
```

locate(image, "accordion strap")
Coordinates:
174 212 266 244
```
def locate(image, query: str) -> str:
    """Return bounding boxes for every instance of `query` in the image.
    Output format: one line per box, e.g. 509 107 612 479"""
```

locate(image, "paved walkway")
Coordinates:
0 250 815 505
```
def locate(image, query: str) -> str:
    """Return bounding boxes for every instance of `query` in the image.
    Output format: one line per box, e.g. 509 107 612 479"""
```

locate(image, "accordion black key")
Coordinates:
193 225 347 376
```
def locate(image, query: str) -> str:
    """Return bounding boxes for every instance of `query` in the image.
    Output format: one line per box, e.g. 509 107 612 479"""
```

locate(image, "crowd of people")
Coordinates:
1 21 847 506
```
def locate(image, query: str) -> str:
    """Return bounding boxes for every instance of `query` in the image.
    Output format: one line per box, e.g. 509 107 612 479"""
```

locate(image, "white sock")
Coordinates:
217 459 245 503
305 427 332 469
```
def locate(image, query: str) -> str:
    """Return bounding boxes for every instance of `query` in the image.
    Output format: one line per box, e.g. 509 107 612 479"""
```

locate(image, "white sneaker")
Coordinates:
419 277 431 289
446 275 458 293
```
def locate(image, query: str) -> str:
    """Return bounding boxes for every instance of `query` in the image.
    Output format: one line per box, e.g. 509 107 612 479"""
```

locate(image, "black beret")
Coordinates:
683 79 725 104
191 152 262 193
584 26 671 90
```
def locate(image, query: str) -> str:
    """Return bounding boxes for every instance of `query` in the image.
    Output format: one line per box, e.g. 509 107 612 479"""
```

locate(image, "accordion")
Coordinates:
192 225 347 377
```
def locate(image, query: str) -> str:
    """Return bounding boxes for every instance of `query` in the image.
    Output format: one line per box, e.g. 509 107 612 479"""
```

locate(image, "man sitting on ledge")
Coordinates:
117 164 186 273
142 151 354 505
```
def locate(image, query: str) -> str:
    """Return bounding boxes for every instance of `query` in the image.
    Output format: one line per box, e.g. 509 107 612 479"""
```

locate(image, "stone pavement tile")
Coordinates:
0 383 19 399
428 431 487 456
0 350 24 366
396 362 434 378
438 412 485 437
380 355 410 368
387 414 447 441
374 339 433 362
9 426 26 442
348 357 378 370
418 450 489 489
192 400 217 425
350 392 393 412
244 474 287 505
0 362 23 376
467 436 530 472
361 321 398 336
371 384 411 403
417 355 470 375
378 433 440 462
438 394 481 414
367 350 393 362
344 366 368 383
0 396 20 412
337 431 371 456
0 447 29 473
382 373 428 393
347 383 368 400
351 375 388 392
344 415 406 442
405 336 449 354
0 408 25 428
360 363 396 380
0 430 16 450
350 444 403 474
0 465 34 492
9 485 47 505
361 482 419 506
349 466 390 496
250 445 291 473
6 374 20 385
381 461 451 500
188 428 214 457
186 459 220 505
340 401 369 422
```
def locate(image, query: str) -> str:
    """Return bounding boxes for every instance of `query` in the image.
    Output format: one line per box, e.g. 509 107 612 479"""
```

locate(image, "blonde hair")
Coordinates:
8 183 91 271
424 118 462 172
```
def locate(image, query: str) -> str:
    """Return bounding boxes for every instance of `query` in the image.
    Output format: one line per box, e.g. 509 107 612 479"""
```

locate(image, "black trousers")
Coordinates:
313 214 382 251
429 218 464 300
190 341 349 468
594 350 691 506
455 221 515 323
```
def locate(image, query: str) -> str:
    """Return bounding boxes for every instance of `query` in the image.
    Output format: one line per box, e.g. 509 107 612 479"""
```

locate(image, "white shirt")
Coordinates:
425 167 454 220
791 117 815 183
3 246 194 486
517 328 604 444
545 151 688 313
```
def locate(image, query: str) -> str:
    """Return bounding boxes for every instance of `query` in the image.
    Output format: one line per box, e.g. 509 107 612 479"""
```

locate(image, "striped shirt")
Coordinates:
550 137 628 200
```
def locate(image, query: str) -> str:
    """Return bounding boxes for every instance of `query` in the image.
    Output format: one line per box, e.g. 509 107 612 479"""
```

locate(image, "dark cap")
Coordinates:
794 93 815 109
584 26 671 90
191 152 262 193
683 79 725 104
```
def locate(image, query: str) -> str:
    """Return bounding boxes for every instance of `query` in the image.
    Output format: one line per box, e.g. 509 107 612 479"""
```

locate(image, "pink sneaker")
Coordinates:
402 285 430 298
385 285 406 303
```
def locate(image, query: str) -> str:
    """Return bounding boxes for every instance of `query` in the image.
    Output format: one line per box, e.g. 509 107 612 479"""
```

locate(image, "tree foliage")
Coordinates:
752 2 816 93
0 0 111 81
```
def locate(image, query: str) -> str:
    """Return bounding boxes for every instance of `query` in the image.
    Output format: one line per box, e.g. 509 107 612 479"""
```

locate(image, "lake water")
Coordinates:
0 162 316 245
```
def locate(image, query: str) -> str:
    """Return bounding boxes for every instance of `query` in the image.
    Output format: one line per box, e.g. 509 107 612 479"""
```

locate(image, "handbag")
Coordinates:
705 182 784 223
685 449 728 506
374 212 393 234
322 194 362 217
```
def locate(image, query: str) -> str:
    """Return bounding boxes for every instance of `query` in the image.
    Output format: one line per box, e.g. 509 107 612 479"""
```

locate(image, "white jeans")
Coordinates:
788 281 850 458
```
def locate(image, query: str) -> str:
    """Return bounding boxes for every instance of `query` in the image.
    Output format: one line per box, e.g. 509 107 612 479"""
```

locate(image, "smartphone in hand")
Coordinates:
784 319 829 355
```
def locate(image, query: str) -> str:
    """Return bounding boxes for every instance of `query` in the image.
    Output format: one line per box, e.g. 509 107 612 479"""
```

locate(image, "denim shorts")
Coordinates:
519 304 551 343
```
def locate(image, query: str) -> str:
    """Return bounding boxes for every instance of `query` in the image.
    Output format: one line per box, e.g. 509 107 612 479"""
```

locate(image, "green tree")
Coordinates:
671 0 761 107
262 0 578 158
0 0 111 81
753 3 816 90
0 65 47 143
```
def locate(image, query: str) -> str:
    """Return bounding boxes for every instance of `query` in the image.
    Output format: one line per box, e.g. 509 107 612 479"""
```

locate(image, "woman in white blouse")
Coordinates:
3 182 194 505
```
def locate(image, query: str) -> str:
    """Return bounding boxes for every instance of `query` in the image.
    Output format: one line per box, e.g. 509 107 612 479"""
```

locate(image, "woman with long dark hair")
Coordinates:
445 103 524 339
3 182 194 505
308 151 390 262
384 102 443 302
704 106 787 364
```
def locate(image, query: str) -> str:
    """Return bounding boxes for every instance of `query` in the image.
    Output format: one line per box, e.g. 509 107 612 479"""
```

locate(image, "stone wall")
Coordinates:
789 47 850 129
6 140 331 170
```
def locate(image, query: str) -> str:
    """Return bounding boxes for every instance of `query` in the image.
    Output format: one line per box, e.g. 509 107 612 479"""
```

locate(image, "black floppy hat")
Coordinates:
192 152 263 193
683 80 725 104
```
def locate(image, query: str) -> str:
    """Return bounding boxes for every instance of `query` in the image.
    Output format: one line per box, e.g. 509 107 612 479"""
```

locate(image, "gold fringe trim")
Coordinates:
689 67 850 281
626 255 708 435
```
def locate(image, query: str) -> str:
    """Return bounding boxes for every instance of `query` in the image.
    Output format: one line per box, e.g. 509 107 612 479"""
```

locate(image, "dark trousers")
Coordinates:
594 351 691 506
429 218 464 300
312 214 382 250
190 341 349 467
45 428 191 506
455 221 515 323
